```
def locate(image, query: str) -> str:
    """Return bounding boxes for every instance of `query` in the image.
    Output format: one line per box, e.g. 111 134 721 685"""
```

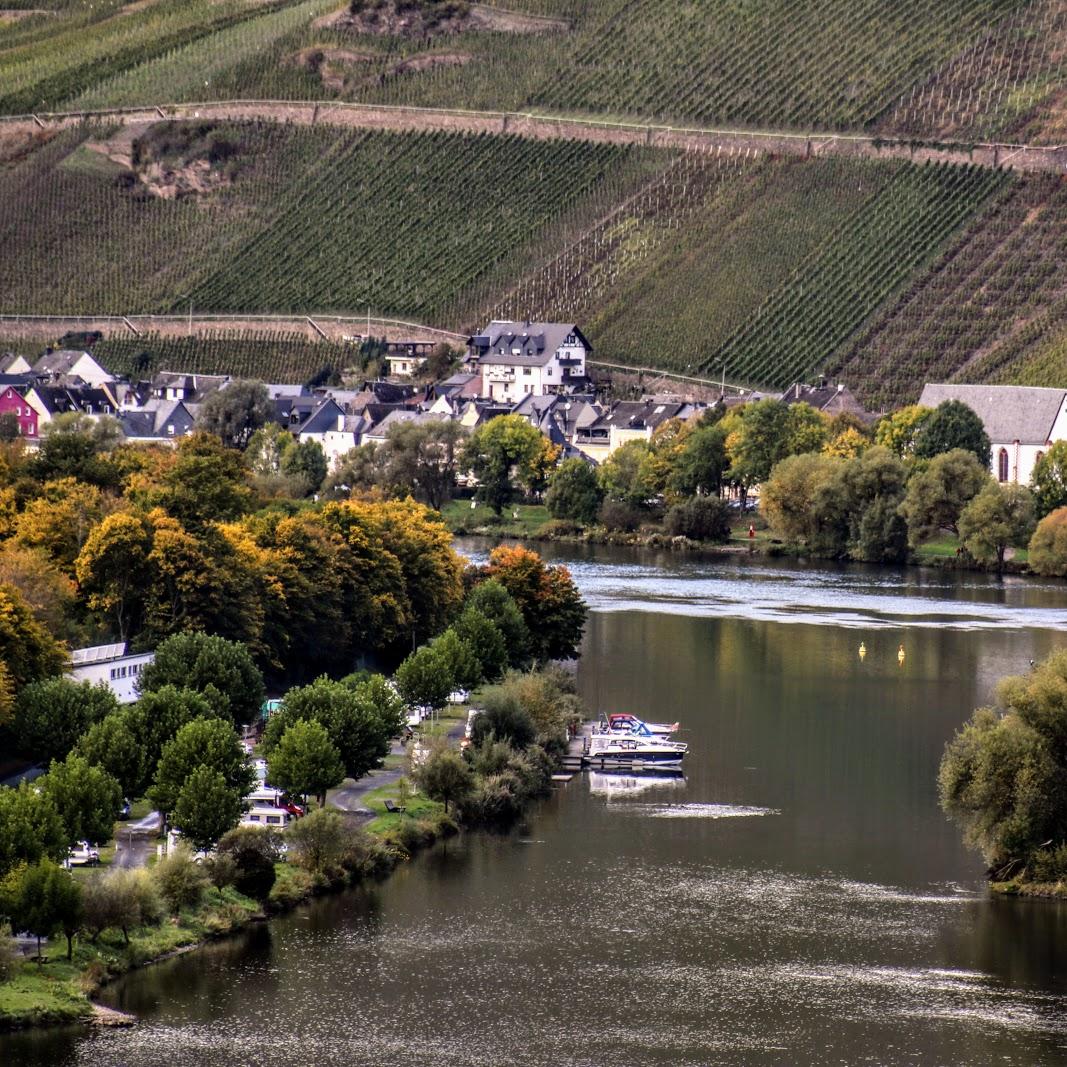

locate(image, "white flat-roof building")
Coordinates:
68 643 154 704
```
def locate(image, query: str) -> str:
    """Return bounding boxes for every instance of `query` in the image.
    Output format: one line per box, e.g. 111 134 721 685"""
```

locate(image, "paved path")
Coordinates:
113 810 161 869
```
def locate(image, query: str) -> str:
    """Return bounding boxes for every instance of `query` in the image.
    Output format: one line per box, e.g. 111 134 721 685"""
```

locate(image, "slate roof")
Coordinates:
29 384 114 416
32 350 99 377
917 383 1067 446
470 321 590 368
592 400 691 432
296 399 345 436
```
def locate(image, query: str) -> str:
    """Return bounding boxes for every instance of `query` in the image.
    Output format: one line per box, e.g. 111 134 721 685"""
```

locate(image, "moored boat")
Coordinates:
587 732 688 766
605 713 681 736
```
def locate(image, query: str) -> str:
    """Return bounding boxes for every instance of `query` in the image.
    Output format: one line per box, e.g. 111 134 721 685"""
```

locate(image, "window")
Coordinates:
1036 451 1045 467
248 814 261 823
110 668 119 680
998 448 1009 482
267 816 281 825
523 367 532 376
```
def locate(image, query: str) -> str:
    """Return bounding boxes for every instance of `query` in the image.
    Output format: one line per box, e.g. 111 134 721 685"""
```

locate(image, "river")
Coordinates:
7 548 1067 1066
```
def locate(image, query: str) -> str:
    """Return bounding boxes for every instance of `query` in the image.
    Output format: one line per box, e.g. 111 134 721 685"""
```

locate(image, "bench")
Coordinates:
384 799 406 814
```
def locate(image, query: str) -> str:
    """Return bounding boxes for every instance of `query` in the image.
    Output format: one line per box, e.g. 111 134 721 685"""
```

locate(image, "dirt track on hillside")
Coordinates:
3 100 1066 173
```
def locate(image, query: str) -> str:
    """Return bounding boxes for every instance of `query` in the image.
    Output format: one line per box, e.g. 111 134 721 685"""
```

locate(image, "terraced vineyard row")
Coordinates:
696 161 1010 392
95 329 356 383
832 173 1067 407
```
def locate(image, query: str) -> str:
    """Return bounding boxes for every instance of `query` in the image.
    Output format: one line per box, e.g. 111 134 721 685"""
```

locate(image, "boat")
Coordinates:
605 713 681 736
587 732 688 766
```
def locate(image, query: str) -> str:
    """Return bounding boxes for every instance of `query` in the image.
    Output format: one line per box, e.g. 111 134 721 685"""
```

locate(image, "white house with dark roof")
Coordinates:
32 350 114 388
470 321 590 404
917 383 1067 486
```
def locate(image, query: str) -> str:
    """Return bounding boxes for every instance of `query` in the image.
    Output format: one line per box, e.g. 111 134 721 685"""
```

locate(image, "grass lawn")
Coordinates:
441 500 551 536
915 536 961 559
360 780 443 835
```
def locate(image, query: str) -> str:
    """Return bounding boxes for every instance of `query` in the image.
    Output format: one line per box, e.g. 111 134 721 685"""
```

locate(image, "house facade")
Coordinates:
918 383 1067 486
470 321 590 405
0 385 38 438
68 643 155 705
32 350 114 388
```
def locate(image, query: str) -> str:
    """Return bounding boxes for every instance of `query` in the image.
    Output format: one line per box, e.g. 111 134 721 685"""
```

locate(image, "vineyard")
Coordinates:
93 330 359 383
3 0 1066 143
832 172 1067 407
0 122 669 321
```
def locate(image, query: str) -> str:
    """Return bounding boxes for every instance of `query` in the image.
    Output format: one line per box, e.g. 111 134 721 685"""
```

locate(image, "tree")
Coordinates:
81 869 161 944
669 423 728 498
958 483 1036 571
12 678 118 764
0 584 67 690
0 544 79 644
597 440 655 507
76 712 146 801
726 400 827 490
462 414 544 514
196 380 272 450
470 699 536 749
900 449 990 546
280 439 328 497
377 420 466 509
914 400 992 467
266 719 345 808
216 825 283 900
837 446 910 564
284 808 358 876
39 754 123 848
464 580 529 667
0 412 19 442
1031 441 1067 519
0 782 67 878
485 545 586 662
1028 507 1067 577
452 607 508 683
15 477 114 574
74 510 154 641
126 686 220 785
155 433 252 531
663 497 731 542
172 766 244 852
874 405 931 457
264 676 402 782
138 632 265 727
940 652 1067 877
429 628 483 691
394 644 456 711
322 443 378 498
28 415 122 489
150 717 255 822
414 745 474 813
153 848 208 913
1 860 83 960
546 459 602 525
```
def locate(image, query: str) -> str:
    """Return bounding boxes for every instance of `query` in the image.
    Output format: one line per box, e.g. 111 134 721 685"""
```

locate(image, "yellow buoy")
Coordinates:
898 644 906 664
858 642 867 660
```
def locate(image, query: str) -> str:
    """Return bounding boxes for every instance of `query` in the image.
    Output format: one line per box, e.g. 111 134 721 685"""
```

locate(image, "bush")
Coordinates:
285 809 363 878
539 518 581 538
153 849 208 914
469 698 536 749
267 866 315 910
663 496 731 542
545 459 602 525
1028 845 1067 885
216 826 284 901
82 869 162 943
1029 507 1067 577
460 771 525 829
0 927 17 981
598 498 642 532
203 853 237 893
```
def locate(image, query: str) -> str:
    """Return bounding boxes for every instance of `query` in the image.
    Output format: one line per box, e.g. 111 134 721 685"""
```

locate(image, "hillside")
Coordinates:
3 0 1065 143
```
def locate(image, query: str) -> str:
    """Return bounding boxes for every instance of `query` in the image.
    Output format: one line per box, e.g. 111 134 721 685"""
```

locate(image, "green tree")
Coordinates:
669 423 728 498
546 459 602 525
914 400 992 467
39 754 123 848
597 440 654 507
900 449 990 546
322 443 379 498
138 632 265 727
172 766 244 852
394 645 456 711
727 400 826 490
28 414 122 489
81 868 161 944
377 420 466 509
874 404 932 457
1 860 83 960
414 745 474 813
429 628 483 691
153 848 208 913
150 717 254 822
463 414 544 514
1028 507 1067 577
284 808 357 876
155 433 252 531
464 579 529 667
958 483 1036 571
264 676 401 782
0 782 67 878
837 445 910 564
280 439 328 496
216 825 282 900
663 497 731 542
1031 441 1067 519
470 700 536 749
12 678 118 764
452 607 508 682
126 686 219 786
196 380 273 450
76 712 146 801
266 719 345 807
939 652 1067 877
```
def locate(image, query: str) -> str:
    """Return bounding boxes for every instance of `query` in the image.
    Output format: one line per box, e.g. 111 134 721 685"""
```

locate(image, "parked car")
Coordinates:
66 842 100 867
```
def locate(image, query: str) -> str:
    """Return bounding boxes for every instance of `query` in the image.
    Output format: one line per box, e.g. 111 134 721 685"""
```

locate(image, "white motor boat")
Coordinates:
587 732 687 766
605 713 680 736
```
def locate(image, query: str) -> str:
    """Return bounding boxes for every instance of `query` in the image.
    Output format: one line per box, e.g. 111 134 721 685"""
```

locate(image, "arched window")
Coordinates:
998 448 1009 483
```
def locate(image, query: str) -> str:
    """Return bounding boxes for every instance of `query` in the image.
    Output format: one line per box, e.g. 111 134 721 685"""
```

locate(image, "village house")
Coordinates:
470 321 590 405
576 398 698 463
918 383 1067 486
68 643 154 705
384 340 436 378
31 349 114 389
23 382 119 429
0 354 32 375
781 380 872 421
0 385 39 439
116 399 195 445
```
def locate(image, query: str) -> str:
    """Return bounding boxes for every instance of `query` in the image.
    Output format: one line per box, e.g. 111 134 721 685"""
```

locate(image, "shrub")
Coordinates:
203 853 237 894
469 699 536 749
460 772 525 829
539 518 581 538
1029 507 1067 577
285 809 362 878
0 927 17 981
1028 845 1067 885
153 849 208 914
267 866 316 910
216 826 283 901
598 498 642 532
82 869 162 943
663 496 731 542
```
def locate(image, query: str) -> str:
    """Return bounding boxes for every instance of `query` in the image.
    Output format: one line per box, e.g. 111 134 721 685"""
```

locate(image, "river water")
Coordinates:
7 548 1067 1066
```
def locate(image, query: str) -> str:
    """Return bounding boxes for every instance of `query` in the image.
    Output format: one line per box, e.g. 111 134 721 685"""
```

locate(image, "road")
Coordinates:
113 810 161 869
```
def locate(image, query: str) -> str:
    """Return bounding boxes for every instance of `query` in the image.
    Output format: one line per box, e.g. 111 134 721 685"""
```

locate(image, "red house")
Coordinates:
0 386 38 439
